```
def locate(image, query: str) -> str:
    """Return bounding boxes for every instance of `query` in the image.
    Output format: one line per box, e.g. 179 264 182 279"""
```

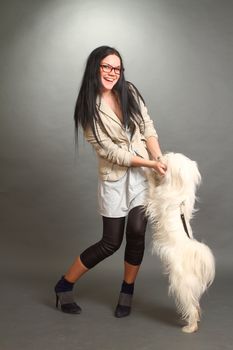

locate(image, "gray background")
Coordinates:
0 0 232 349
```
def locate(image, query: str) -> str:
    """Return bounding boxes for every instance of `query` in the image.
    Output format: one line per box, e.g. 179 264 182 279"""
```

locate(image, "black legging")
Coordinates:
80 206 148 269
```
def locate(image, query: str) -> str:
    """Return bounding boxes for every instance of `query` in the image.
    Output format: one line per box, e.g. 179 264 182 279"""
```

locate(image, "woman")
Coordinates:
54 46 167 318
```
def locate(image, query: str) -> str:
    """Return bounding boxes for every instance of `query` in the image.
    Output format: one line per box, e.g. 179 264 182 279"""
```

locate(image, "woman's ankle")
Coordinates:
55 275 75 293
121 280 134 295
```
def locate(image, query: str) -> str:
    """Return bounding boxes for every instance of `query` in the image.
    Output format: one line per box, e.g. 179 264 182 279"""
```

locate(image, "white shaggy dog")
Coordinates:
145 153 215 333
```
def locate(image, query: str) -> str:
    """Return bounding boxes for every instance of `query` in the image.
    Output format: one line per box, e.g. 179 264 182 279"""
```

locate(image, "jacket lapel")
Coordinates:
96 95 123 127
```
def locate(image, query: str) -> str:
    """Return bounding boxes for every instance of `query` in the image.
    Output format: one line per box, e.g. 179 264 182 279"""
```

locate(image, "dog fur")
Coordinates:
145 152 215 333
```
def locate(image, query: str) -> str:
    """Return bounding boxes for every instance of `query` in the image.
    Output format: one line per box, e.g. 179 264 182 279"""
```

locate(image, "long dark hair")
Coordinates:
74 45 145 145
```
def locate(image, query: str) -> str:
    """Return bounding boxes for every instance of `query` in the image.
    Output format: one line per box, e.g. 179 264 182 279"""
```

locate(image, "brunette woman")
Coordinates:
54 46 167 318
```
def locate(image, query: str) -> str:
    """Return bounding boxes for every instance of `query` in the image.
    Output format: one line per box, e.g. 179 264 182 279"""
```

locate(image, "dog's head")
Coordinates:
161 152 201 192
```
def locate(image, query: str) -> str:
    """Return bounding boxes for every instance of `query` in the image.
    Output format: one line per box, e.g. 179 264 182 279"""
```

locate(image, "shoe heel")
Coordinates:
56 294 59 308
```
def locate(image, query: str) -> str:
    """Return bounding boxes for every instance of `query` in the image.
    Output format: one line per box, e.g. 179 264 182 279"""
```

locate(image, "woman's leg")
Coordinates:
115 205 147 317
55 216 126 313
124 205 148 271
79 216 125 269
123 261 141 284
64 256 89 283
64 216 126 282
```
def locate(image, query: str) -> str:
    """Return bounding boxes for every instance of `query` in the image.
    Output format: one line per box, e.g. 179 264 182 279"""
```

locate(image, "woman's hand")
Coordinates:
130 155 167 175
152 160 167 176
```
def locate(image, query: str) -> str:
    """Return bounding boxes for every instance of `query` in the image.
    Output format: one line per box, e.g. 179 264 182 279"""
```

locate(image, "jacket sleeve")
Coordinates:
129 82 158 140
84 122 134 167
138 97 159 140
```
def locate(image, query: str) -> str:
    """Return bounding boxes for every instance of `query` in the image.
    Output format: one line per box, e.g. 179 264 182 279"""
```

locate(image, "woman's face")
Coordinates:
99 54 121 93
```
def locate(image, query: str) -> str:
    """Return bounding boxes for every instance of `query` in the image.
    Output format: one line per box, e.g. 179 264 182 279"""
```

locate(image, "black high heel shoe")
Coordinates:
114 292 133 318
54 276 82 314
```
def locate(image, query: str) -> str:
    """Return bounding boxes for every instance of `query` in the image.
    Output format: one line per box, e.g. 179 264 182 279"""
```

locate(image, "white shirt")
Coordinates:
97 127 148 218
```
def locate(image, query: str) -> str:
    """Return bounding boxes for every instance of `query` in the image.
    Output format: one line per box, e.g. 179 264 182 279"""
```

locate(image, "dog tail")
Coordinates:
188 239 215 290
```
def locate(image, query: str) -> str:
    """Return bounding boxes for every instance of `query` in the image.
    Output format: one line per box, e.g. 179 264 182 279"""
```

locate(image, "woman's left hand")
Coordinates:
153 160 167 176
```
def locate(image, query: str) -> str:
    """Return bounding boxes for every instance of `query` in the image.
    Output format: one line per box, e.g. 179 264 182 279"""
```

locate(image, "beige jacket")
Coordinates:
84 95 158 181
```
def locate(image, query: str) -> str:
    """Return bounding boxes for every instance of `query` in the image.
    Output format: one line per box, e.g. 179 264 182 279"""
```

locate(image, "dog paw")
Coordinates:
182 323 198 333
196 307 201 322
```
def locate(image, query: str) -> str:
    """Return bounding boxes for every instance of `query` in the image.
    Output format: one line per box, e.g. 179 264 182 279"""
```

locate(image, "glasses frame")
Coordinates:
100 63 124 75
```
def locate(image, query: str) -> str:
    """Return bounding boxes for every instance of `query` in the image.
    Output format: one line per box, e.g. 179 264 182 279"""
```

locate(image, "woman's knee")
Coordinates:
126 225 146 241
101 237 122 256
84 237 122 261
80 238 122 269
125 209 147 265
126 218 147 242
126 206 147 239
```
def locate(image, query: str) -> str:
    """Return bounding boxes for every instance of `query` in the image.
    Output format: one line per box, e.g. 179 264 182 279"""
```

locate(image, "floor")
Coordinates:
1 243 232 350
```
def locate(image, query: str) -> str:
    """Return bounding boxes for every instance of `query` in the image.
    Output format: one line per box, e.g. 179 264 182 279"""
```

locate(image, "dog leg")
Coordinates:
182 307 199 333
196 305 201 322
182 322 198 333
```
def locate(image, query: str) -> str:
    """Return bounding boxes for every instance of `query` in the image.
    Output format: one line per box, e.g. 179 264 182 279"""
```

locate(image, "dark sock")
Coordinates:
120 280 134 295
55 276 74 293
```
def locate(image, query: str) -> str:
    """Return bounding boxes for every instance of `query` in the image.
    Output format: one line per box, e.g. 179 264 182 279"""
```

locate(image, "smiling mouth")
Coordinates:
104 77 115 83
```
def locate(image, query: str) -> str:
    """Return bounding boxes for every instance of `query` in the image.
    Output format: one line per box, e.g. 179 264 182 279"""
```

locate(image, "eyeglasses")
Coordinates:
100 63 124 75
